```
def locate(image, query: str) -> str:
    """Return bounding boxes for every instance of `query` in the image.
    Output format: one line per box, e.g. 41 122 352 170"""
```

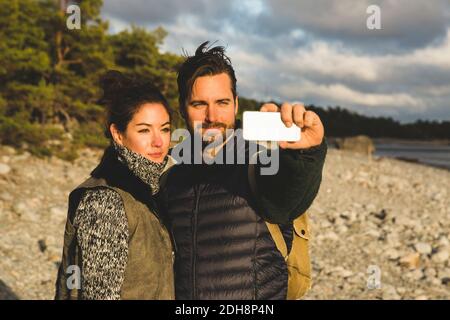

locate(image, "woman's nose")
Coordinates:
152 133 163 147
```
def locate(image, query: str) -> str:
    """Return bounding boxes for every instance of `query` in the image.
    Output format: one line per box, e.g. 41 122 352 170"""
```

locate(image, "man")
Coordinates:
160 42 327 300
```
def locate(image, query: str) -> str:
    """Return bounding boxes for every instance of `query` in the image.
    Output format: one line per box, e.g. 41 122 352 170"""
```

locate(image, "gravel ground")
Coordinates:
0 144 449 300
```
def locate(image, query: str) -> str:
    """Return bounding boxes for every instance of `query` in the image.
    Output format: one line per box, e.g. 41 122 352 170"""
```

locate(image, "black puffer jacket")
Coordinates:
161 133 327 300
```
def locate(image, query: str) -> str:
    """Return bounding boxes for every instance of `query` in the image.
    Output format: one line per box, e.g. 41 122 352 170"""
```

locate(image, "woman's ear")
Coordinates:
110 124 124 145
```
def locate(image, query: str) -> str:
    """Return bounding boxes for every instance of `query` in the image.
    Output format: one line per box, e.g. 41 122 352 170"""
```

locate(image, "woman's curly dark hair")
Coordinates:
98 70 172 139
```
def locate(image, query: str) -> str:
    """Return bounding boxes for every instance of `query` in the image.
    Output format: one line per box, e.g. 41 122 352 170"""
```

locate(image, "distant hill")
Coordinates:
238 97 450 141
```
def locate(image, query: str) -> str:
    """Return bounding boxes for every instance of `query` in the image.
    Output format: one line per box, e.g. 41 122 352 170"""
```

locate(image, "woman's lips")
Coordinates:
148 152 163 158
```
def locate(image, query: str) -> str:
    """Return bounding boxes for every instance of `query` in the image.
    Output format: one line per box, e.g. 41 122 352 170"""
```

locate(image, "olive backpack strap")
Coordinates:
248 163 312 300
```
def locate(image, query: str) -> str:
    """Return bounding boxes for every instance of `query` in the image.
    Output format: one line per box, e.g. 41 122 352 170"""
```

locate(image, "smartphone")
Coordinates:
242 111 301 141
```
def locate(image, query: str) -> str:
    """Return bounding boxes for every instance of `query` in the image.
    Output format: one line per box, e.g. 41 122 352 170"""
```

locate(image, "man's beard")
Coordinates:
190 121 235 149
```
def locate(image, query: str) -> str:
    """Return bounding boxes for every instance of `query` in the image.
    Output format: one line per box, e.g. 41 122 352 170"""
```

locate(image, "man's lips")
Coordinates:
203 127 224 132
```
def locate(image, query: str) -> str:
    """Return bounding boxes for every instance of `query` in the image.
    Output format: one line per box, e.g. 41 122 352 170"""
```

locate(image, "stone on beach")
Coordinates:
1 145 449 299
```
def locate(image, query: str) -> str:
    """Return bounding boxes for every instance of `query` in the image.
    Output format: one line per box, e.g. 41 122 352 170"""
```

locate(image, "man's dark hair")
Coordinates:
177 41 237 120
98 70 172 139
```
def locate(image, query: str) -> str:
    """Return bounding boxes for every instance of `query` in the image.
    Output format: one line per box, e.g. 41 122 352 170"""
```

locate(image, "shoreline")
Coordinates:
328 136 450 146
327 136 450 171
374 155 450 171
372 138 450 146
373 140 450 171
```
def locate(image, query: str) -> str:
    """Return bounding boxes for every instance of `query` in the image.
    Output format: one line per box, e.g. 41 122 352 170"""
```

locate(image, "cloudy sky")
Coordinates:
101 0 450 123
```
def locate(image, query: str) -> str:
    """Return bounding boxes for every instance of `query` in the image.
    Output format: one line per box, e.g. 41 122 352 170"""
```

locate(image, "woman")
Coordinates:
55 70 175 300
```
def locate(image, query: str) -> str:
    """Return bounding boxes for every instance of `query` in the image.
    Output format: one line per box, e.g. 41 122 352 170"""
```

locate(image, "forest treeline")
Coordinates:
238 98 450 141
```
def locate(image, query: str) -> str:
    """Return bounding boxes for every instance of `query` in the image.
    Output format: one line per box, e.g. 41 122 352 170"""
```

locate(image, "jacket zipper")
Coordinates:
192 184 201 299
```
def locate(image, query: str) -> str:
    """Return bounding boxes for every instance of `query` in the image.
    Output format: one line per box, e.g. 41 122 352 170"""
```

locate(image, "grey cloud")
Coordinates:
102 0 450 52
284 63 450 97
103 0 201 24
102 0 235 30
100 0 450 121
258 0 450 52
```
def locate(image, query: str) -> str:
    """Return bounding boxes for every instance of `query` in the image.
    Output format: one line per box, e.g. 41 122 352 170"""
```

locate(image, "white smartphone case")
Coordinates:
242 111 301 141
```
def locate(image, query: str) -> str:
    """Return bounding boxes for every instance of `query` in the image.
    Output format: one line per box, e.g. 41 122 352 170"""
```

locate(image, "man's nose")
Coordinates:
206 105 218 123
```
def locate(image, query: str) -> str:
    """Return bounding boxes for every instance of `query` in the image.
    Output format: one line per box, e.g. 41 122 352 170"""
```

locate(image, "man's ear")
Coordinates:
110 124 124 145
234 96 239 115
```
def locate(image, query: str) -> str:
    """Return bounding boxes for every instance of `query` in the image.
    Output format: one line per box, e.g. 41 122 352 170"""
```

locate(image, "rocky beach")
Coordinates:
0 144 449 300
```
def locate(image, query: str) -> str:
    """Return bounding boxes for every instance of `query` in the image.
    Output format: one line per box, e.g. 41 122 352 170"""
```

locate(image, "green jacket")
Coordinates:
55 145 175 300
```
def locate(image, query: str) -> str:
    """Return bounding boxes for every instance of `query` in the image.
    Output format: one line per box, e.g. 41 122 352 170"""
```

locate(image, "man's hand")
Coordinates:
260 102 324 149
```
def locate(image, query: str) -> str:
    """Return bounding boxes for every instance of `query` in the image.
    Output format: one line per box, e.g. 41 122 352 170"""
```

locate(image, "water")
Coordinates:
374 142 450 170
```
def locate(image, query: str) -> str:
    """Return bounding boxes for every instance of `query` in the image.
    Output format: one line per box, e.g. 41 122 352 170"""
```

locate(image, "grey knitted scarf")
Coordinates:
113 141 168 195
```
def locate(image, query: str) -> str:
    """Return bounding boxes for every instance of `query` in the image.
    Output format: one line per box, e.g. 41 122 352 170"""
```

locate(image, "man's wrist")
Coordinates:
280 138 327 157
299 138 326 154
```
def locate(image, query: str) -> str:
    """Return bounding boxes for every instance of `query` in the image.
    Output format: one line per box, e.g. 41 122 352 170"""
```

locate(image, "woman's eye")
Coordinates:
138 129 150 133
161 127 171 133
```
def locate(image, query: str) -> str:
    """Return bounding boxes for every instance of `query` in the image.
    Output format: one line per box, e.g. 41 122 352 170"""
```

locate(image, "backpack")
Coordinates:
248 164 312 300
